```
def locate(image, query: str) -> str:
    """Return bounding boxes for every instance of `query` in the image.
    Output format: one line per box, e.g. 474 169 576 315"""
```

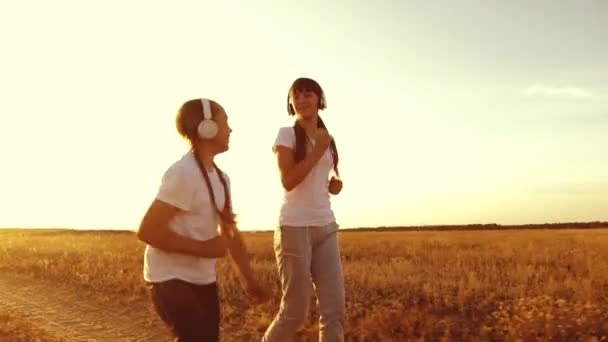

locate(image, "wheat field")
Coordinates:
1 228 607 341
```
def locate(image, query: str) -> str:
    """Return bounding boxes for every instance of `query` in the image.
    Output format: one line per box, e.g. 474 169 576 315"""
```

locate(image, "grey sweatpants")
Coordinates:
263 222 345 342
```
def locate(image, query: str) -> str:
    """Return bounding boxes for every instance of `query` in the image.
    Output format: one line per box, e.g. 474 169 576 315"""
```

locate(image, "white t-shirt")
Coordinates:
273 126 336 227
143 151 229 285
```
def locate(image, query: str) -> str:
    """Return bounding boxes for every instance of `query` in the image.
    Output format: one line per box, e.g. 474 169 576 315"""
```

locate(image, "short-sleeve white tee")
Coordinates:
273 126 336 227
143 151 228 285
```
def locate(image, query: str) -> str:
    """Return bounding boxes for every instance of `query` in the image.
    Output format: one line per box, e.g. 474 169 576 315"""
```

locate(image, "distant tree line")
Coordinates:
341 221 608 232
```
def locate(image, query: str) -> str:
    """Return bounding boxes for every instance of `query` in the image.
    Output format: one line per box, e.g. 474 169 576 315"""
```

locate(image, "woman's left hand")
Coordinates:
328 177 343 195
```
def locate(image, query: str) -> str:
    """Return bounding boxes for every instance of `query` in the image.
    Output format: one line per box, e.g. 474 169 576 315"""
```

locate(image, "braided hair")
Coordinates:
192 150 236 225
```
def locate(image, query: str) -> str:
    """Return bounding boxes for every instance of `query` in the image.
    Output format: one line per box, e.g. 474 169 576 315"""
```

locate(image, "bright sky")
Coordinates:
1 0 607 230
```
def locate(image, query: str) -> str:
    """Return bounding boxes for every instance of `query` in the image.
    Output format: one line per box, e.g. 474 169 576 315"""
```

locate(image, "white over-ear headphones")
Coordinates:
197 98 218 139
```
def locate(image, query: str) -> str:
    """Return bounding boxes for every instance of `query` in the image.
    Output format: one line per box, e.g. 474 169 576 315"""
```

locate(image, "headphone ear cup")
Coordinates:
198 120 218 139
198 98 218 139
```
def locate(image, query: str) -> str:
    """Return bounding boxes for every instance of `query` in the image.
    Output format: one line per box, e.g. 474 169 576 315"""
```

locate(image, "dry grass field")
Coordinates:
1 228 607 341
0 308 66 342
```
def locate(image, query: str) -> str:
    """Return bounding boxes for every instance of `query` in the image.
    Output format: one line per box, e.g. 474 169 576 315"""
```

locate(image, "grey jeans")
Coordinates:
263 222 345 342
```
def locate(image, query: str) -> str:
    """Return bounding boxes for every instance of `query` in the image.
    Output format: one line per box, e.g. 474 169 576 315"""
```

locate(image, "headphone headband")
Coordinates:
201 98 212 120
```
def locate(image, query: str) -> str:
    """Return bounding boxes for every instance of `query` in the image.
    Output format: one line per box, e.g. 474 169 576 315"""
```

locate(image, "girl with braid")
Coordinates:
263 78 345 342
137 98 269 342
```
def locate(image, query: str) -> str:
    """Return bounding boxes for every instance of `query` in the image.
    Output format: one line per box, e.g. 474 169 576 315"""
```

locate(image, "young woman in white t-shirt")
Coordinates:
137 98 269 342
263 78 345 342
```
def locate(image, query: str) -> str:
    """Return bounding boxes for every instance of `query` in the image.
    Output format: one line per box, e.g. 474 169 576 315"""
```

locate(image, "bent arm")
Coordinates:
137 199 227 258
275 145 325 191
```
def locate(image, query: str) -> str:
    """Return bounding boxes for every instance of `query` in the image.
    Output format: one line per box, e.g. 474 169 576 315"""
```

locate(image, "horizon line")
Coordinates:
2 221 607 233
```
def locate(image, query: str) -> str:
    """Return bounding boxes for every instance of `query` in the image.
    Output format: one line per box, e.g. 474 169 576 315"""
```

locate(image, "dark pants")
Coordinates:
149 279 220 342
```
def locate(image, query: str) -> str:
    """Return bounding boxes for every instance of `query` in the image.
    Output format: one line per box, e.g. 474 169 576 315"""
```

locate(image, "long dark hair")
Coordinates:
288 78 339 176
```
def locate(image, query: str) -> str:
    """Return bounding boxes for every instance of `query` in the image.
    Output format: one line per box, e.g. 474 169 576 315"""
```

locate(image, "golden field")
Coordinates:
1 228 608 341
0 308 66 342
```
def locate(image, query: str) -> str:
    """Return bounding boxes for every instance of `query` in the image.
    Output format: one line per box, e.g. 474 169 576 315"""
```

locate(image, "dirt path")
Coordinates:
0 273 172 341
